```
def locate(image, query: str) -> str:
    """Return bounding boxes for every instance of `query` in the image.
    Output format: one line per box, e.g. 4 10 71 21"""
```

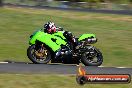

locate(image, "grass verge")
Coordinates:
0 74 131 88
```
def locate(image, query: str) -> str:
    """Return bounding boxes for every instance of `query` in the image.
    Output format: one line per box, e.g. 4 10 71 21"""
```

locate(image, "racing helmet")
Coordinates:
44 22 57 34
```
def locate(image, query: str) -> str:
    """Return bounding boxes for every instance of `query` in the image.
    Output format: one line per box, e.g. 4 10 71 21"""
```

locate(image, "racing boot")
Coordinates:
73 38 81 50
75 44 82 50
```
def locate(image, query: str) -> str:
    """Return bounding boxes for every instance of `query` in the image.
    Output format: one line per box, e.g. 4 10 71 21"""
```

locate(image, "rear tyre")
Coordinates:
27 44 52 64
81 47 103 66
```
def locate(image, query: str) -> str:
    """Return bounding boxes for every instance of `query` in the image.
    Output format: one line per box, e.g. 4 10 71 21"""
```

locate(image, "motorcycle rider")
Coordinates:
44 21 80 58
44 22 57 34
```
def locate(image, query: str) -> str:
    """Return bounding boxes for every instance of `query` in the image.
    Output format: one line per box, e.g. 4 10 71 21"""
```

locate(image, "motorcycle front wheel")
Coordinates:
81 46 103 66
27 44 52 64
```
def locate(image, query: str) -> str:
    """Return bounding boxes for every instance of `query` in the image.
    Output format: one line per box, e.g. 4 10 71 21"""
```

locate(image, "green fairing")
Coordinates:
29 29 96 52
29 30 66 52
53 31 66 40
78 34 96 41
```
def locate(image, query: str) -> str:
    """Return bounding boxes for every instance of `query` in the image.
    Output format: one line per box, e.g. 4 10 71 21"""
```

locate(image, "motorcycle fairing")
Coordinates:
78 34 96 41
29 30 66 52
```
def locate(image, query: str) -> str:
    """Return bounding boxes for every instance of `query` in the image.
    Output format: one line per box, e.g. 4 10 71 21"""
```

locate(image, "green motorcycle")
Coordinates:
27 28 103 66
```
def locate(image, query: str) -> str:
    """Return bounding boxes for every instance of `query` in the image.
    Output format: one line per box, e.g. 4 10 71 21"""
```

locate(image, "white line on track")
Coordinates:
98 66 128 68
98 66 104 67
115 67 127 68
0 62 9 63
0 62 129 68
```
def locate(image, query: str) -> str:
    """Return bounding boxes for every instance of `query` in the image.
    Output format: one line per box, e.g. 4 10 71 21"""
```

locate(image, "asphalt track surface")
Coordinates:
0 62 132 75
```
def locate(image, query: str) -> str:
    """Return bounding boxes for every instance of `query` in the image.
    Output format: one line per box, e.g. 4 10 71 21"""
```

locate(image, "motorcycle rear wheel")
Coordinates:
81 47 103 66
27 44 52 64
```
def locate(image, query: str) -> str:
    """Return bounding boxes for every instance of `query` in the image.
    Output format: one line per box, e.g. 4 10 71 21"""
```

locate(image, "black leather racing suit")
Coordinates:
63 31 79 50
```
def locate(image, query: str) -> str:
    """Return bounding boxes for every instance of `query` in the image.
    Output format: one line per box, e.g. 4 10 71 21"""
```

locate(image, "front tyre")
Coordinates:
81 47 103 66
27 44 52 64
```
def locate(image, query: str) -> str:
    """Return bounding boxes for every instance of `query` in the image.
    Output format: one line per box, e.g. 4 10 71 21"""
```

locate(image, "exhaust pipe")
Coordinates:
87 38 97 44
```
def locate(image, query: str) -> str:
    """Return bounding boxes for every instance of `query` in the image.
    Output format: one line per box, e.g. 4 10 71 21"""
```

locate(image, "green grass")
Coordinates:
0 74 131 88
0 6 132 67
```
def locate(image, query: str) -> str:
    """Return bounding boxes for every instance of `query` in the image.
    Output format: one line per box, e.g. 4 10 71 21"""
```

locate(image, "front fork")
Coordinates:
34 44 48 58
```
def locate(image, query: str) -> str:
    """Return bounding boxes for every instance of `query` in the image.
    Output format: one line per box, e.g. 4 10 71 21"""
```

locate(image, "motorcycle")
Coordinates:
27 28 103 66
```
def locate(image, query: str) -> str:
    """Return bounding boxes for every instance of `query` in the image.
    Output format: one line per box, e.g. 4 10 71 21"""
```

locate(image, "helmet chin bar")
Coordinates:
48 28 56 34
48 29 52 33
